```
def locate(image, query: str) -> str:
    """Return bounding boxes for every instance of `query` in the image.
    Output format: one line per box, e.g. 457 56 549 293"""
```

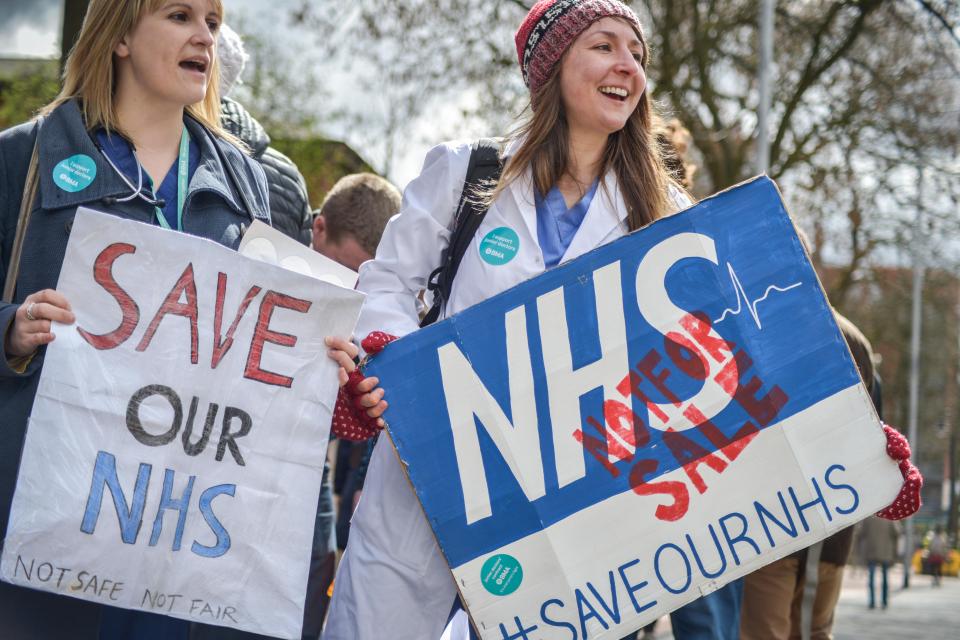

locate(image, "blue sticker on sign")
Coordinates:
481 554 523 596
52 154 97 192
479 227 520 266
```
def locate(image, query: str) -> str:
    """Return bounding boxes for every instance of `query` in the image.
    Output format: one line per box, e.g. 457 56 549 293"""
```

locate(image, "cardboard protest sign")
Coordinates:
239 220 359 289
366 177 903 640
1 209 363 639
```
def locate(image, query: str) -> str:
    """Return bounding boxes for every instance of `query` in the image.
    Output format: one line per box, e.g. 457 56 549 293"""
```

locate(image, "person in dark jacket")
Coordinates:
311 173 400 272
216 24 312 245
0 6 383 640
219 99 311 243
0 1 269 638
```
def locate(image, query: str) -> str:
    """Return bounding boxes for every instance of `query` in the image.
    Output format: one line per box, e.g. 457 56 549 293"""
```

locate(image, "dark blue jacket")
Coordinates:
220 97 312 245
0 99 269 638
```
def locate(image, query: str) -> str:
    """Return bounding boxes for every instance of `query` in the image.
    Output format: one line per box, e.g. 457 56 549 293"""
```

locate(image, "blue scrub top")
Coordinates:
95 128 201 229
534 179 600 269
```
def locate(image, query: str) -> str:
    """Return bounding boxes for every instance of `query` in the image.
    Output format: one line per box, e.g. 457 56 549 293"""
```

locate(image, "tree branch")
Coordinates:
916 0 960 48
770 1 883 168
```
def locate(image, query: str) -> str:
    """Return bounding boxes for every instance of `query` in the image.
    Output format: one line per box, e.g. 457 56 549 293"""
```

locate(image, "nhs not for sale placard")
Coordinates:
366 177 902 640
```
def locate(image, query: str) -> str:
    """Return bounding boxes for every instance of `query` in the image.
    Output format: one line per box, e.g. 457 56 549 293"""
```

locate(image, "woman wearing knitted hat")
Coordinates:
324 1 711 638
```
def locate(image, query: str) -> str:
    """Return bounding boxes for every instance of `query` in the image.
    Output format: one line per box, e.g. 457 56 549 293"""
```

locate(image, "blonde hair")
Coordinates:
42 0 230 140
488 20 680 232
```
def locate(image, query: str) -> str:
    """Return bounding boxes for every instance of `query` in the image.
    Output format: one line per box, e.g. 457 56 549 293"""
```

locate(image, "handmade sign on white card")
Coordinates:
1 208 363 639
239 219 358 289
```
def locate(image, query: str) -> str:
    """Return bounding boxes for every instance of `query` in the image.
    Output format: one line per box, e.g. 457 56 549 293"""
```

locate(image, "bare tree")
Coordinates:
287 0 960 497
292 1 532 171
228 18 329 139
292 0 958 210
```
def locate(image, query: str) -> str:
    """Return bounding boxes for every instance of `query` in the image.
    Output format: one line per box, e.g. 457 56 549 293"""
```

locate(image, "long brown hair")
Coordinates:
487 24 679 232
41 0 230 141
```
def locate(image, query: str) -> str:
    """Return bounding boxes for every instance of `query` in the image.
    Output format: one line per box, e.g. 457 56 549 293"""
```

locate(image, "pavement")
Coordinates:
833 565 959 639
638 565 959 639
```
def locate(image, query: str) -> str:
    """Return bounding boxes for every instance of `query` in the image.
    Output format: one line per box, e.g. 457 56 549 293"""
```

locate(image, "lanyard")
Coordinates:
154 127 190 231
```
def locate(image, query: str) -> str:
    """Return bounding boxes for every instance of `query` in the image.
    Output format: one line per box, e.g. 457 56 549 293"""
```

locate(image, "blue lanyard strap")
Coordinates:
154 127 190 231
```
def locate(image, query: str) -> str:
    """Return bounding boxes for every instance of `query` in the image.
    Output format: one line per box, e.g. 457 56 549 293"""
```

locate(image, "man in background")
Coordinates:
311 173 400 272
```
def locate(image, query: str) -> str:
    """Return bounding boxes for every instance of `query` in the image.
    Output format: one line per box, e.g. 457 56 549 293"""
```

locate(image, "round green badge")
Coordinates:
480 554 523 596
53 154 97 193
478 227 520 266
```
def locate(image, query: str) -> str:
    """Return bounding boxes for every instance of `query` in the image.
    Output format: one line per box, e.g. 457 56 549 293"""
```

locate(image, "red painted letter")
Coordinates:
684 403 759 462
637 350 682 406
211 272 262 369
734 376 788 427
244 291 312 388
664 331 707 380
604 399 650 449
629 458 690 521
662 428 729 494
76 242 140 350
573 428 622 477
679 312 735 363
136 263 200 363
617 369 670 424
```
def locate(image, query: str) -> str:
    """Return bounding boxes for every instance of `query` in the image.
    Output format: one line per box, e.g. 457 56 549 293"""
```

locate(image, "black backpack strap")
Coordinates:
421 138 503 327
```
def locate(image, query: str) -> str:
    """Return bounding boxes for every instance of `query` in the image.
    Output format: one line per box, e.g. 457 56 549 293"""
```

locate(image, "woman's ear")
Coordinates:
115 36 131 59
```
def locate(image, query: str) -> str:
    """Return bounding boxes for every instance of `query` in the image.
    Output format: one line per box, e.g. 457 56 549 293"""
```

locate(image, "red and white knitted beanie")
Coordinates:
515 0 645 95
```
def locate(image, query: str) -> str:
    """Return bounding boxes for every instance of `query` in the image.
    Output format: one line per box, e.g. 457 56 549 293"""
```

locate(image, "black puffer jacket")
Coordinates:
221 98 312 245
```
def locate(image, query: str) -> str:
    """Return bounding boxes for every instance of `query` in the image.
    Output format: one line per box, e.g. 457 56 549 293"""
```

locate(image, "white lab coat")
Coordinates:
323 139 690 640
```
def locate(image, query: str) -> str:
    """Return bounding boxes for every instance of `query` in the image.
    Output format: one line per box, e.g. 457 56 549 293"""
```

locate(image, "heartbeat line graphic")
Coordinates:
713 262 802 330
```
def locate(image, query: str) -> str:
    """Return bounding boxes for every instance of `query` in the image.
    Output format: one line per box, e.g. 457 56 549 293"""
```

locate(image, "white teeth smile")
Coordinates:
599 86 628 98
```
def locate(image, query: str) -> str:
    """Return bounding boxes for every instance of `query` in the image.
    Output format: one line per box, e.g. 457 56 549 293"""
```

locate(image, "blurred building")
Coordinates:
271 138 374 209
0 56 58 78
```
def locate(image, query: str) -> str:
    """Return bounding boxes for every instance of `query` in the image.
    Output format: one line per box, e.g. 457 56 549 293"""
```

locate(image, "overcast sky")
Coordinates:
0 0 475 187
0 0 61 57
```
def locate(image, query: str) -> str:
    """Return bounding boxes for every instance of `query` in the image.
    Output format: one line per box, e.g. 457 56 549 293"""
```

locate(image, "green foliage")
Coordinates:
271 138 374 209
0 72 60 130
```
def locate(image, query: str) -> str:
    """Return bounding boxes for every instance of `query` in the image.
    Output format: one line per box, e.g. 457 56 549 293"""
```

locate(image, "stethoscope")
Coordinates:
93 122 265 227
96 135 174 209
99 156 166 209
96 127 190 231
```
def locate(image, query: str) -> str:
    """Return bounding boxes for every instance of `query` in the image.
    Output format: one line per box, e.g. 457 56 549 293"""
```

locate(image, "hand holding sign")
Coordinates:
5 289 76 358
328 332 395 441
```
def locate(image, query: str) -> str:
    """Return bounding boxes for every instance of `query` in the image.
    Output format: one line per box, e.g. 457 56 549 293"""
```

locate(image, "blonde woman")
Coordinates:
0 1 265 637
324 1 705 638
0 0 387 634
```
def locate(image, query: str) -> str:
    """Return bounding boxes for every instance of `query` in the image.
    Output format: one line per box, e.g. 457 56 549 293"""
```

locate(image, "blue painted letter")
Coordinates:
191 483 236 558
81 451 151 544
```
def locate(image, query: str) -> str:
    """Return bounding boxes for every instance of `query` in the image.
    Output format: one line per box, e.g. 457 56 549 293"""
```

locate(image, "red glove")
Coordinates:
877 424 923 520
330 332 397 441
361 331 397 355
